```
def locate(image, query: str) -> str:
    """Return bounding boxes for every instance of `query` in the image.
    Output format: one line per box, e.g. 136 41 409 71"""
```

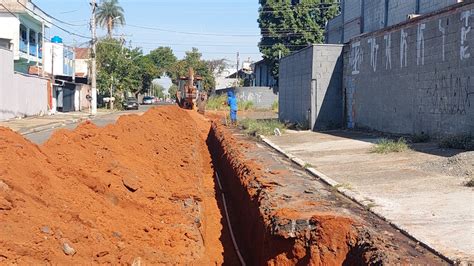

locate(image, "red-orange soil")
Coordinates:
0 107 224 264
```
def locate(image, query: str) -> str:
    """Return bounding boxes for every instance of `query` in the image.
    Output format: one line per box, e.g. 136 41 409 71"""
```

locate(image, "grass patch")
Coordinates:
271 100 279 112
439 135 474 151
371 138 409 154
303 163 313 169
238 100 254 111
240 118 286 136
206 95 228 111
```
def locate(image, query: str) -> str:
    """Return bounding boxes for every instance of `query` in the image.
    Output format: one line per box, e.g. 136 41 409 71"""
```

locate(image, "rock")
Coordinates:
112 231 122 238
96 251 109 258
0 197 12 210
62 242 76 256
122 175 140 192
0 180 9 192
40 226 52 234
131 257 142 266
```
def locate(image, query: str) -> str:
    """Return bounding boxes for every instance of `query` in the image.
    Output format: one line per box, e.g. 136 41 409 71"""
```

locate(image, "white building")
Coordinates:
0 0 52 73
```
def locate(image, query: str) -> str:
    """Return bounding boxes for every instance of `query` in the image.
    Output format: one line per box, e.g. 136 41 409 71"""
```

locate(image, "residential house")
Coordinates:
0 0 52 74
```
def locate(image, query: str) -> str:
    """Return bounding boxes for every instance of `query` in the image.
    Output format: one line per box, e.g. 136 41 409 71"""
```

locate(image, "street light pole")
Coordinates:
90 0 98 115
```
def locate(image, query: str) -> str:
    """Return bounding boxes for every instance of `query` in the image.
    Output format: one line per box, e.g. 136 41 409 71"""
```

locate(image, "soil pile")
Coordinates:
0 107 224 264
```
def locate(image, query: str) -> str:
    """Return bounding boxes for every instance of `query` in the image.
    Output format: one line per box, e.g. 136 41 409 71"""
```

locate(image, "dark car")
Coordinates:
124 97 139 110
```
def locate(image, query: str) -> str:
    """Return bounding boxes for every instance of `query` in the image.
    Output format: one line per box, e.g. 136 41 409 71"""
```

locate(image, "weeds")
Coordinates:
439 135 474 151
303 163 313 169
238 100 255 111
371 138 409 154
271 100 279 112
240 118 286 136
206 95 228 111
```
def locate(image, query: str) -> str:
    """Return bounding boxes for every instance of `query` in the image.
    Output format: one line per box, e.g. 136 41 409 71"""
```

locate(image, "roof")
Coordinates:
74 48 90 59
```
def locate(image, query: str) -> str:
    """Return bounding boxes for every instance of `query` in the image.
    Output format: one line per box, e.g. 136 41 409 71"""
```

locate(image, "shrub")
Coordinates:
271 100 279 112
240 118 286 136
238 100 254 111
439 135 474 151
371 138 409 154
206 95 227 111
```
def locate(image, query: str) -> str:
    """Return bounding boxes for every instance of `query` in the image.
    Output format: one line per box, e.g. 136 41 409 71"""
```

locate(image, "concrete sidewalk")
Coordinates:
266 130 474 263
0 109 114 135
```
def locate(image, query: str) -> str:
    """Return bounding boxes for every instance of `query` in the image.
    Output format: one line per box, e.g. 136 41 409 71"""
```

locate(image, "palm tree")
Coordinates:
96 0 125 38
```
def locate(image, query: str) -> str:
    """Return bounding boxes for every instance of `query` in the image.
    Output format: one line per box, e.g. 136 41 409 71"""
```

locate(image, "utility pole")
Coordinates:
90 0 98 115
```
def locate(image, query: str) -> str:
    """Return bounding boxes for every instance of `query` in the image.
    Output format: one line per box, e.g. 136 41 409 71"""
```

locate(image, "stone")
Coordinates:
131 257 142 266
40 226 52 234
0 197 12 211
122 175 140 192
112 231 122 239
62 242 76 256
0 180 9 192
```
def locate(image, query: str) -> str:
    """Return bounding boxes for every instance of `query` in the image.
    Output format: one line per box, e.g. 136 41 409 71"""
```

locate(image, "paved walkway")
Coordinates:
266 130 474 263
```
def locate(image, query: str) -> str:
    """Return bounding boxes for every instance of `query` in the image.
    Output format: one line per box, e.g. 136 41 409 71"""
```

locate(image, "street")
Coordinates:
25 104 164 144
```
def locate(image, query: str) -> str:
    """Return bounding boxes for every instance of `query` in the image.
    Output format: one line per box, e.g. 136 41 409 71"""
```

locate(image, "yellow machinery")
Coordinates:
176 68 203 110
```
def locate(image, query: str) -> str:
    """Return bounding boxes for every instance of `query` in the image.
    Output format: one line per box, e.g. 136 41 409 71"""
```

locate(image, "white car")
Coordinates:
143 96 154 105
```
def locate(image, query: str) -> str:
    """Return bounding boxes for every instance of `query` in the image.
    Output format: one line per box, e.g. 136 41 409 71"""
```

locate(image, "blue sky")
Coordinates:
35 0 263 63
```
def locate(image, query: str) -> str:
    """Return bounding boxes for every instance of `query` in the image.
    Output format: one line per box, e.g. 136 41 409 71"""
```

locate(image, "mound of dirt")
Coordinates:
0 107 223 264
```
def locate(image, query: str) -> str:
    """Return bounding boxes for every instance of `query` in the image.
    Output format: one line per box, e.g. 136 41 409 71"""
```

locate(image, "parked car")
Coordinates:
143 96 154 105
124 98 139 110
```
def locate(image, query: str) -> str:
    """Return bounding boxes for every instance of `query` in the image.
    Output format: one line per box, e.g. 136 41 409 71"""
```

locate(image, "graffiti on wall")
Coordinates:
350 41 363 75
400 29 409 68
384 33 392 69
238 91 263 103
368 37 379 72
439 19 446 61
461 10 472 60
417 23 426 66
421 74 473 115
346 78 356 129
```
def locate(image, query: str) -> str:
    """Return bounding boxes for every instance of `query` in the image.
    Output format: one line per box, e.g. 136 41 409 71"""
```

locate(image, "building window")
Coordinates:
38 32 43 58
20 24 27 53
29 30 37 56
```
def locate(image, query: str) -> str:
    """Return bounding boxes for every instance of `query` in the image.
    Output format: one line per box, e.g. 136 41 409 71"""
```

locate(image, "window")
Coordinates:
20 25 27 52
38 32 43 58
29 30 37 56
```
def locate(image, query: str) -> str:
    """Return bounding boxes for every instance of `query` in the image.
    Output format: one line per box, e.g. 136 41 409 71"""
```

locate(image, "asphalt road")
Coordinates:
25 104 169 145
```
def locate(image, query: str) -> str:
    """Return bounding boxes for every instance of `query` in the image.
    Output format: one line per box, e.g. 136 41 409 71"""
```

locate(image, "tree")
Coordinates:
148 47 177 77
169 48 216 92
168 84 178 99
258 0 339 79
205 59 229 77
96 0 125 38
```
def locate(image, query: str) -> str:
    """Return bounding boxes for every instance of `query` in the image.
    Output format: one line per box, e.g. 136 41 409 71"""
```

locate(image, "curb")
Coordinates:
259 135 455 265
20 117 92 136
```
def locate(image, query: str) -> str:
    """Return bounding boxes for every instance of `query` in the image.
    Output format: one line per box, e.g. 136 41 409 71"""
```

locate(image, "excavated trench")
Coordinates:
0 106 448 264
206 120 449 265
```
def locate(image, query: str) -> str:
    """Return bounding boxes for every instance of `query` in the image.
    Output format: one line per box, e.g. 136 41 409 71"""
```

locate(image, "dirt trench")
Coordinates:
0 106 448 265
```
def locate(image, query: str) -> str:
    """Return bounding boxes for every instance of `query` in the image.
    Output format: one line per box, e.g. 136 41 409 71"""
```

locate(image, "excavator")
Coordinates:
176 68 203 110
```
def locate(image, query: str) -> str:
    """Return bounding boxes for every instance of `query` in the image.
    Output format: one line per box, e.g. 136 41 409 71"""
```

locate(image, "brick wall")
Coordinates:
343 3 474 136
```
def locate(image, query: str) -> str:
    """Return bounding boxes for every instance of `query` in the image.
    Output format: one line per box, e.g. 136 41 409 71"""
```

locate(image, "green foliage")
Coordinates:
258 0 340 79
238 100 254 111
206 95 228 110
371 138 409 154
96 38 159 103
170 48 216 92
96 0 125 38
148 47 177 77
151 83 165 99
439 135 474 151
168 84 178 99
240 118 286 136
272 100 279 111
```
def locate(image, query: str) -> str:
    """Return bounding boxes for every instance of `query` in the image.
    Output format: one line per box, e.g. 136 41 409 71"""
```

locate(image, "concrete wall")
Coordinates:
279 46 313 125
343 3 474 136
327 0 461 45
364 0 386 33
0 48 48 121
218 86 278 109
279 45 344 130
326 14 343 44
